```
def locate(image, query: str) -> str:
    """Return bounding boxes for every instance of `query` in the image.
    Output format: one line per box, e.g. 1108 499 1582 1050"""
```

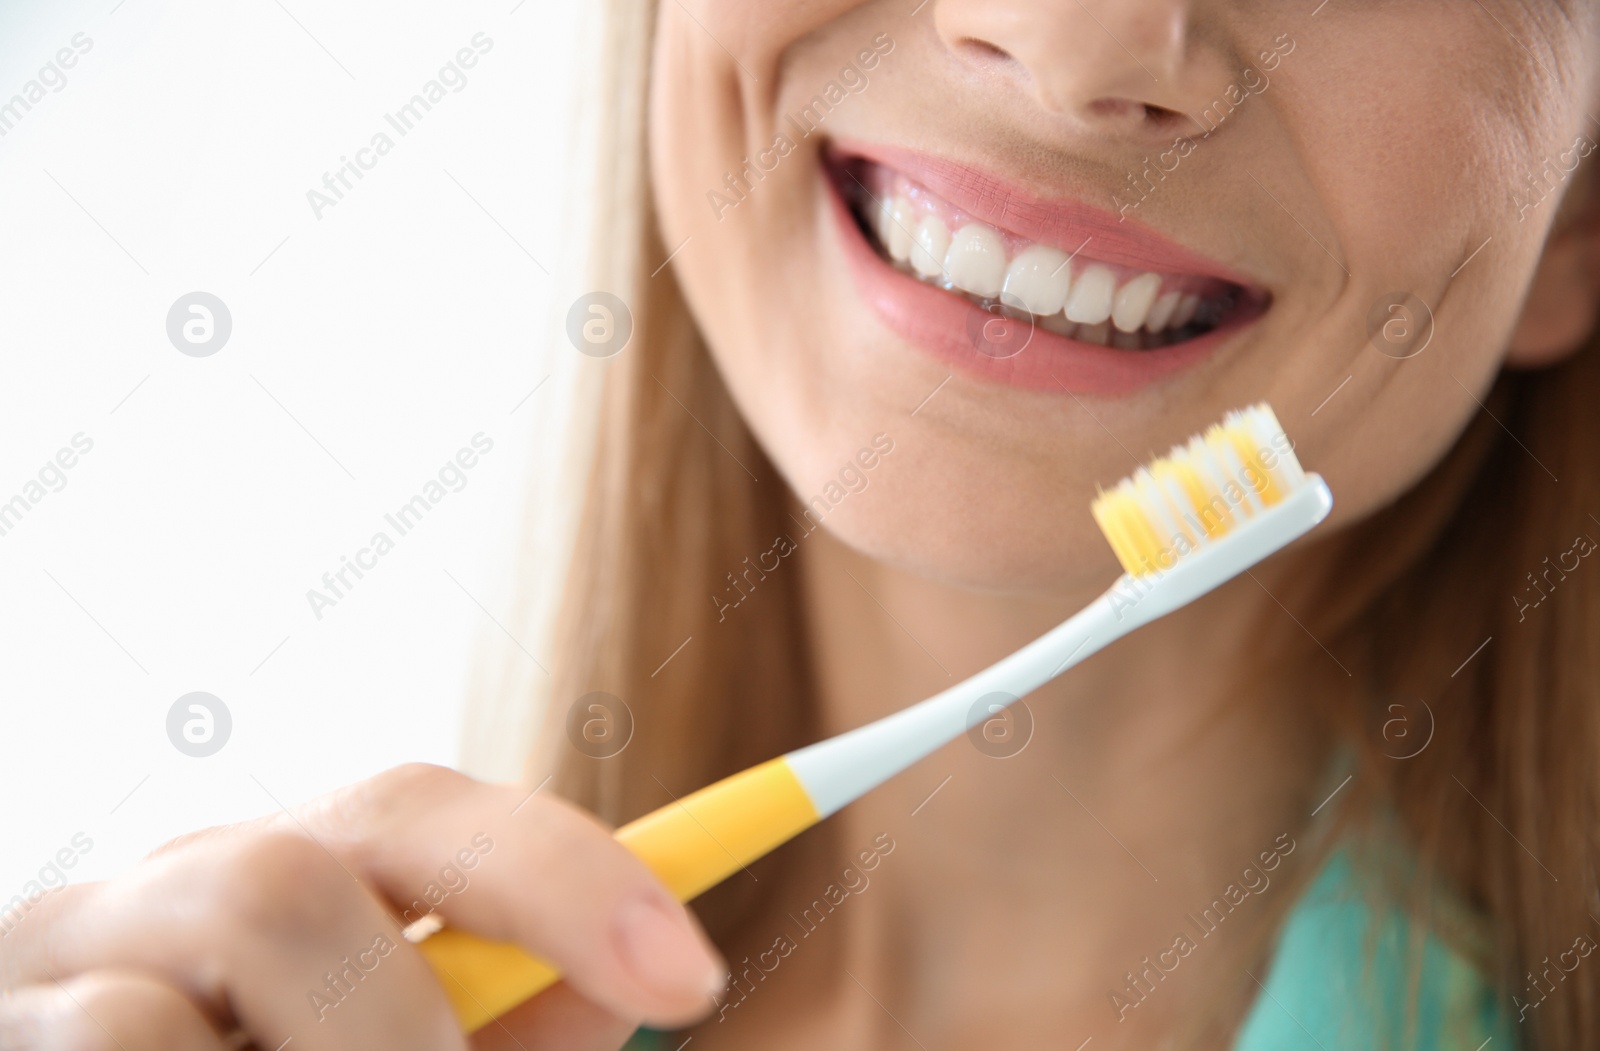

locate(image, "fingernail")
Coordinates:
613 892 726 1000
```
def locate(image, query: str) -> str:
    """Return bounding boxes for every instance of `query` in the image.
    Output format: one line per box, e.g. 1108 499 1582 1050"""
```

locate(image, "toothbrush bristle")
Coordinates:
1090 403 1310 577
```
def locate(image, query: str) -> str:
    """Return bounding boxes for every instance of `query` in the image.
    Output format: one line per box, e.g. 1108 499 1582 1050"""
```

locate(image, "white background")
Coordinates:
0 0 581 896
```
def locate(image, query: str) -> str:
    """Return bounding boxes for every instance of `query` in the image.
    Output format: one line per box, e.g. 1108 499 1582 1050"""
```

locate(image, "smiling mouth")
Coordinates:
831 153 1266 351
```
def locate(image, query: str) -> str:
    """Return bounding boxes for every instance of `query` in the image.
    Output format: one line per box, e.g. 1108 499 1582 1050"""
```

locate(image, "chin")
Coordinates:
773 418 1122 597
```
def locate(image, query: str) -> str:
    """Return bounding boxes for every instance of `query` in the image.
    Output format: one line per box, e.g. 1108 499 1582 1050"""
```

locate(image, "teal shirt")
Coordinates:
1233 845 1512 1050
627 843 1511 1050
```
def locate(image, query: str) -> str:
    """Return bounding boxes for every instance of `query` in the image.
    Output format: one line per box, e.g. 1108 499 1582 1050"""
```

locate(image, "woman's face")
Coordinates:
649 0 1599 594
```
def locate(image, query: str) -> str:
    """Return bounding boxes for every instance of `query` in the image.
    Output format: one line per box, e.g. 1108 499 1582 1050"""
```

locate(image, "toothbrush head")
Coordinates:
1090 404 1318 578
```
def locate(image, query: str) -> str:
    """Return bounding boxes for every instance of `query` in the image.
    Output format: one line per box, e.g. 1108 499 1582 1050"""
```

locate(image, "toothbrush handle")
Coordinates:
418 758 821 1032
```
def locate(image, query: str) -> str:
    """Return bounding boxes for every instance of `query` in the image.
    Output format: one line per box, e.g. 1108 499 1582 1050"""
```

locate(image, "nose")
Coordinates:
932 0 1236 139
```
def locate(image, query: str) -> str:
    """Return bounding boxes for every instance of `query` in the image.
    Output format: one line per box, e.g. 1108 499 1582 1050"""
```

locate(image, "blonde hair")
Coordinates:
472 4 1600 1047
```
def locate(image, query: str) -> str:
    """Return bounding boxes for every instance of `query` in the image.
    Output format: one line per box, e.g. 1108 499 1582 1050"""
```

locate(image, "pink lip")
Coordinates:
830 138 1260 284
822 150 1266 396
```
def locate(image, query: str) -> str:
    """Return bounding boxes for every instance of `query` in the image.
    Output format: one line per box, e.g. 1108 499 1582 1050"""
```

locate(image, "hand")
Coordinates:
0 763 726 1050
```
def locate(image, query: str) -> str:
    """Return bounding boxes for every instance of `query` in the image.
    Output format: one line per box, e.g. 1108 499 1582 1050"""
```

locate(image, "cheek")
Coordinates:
1240 13 1573 532
647 0 869 249
647 8 937 536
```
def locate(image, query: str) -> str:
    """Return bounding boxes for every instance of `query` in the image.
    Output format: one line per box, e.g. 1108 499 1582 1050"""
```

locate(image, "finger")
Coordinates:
294 764 726 1027
5 830 468 1051
470 981 637 1051
0 969 231 1051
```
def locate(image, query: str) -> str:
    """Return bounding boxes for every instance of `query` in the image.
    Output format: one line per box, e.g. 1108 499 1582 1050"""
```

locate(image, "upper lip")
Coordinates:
828 137 1262 289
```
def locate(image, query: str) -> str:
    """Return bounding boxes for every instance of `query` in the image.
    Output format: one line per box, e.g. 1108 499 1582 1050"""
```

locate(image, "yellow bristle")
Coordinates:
1152 457 1210 545
1089 404 1304 577
1224 427 1282 507
1089 488 1146 575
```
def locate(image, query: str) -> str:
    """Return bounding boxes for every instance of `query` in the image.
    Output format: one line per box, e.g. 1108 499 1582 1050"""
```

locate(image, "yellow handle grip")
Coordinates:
417 757 820 1032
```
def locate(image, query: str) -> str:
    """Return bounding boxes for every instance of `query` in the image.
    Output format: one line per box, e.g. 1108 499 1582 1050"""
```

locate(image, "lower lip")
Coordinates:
823 161 1262 396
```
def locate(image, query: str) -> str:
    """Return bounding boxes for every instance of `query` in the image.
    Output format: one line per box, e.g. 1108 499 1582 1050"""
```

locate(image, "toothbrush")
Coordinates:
417 402 1333 1032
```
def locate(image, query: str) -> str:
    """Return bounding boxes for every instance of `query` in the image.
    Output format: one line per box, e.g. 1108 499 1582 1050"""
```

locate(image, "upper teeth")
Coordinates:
911 214 950 279
1064 264 1117 326
1001 245 1071 316
943 223 1006 299
874 191 1208 337
1112 272 1162 332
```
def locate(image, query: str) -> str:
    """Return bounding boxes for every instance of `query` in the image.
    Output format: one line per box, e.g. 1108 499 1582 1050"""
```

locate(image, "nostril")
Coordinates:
1141 102 1187 127
1087 97 1141 120
1087 98 1186 128
956 37 1015 68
